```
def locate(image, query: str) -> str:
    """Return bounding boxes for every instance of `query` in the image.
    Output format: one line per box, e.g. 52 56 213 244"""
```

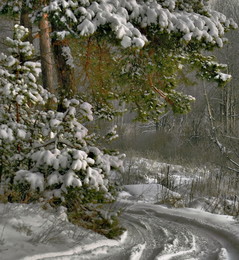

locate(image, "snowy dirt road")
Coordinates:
75 202 239 260
118 203 239 260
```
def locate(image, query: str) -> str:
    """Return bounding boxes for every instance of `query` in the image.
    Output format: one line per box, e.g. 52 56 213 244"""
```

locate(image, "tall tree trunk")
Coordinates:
19 3 54 101
20 2 33 43
39 13 54 95
52 35 76 111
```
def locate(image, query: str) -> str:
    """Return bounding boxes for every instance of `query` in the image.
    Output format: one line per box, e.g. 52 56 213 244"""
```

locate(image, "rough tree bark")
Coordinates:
20 2 33 43
39 13 54 95
52 36 76 111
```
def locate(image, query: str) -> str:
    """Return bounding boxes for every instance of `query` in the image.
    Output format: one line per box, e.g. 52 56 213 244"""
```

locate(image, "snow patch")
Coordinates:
124 184 181 203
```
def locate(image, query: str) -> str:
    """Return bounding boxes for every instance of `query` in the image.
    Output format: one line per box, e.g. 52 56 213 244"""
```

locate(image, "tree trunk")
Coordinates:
52 36 76 111
39 13 54 95
20 3 33 43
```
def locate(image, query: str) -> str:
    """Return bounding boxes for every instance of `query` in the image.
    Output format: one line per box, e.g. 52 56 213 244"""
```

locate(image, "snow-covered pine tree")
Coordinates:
0 24 125 237
0 24 124 208
0 24 49 181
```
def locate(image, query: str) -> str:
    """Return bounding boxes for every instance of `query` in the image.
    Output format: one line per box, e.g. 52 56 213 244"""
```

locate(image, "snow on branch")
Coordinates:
41 0 237 48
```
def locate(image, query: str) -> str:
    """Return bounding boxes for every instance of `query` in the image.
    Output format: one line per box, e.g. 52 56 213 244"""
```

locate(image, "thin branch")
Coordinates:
33 138 56 149
225 166 239 173
148 74 174 106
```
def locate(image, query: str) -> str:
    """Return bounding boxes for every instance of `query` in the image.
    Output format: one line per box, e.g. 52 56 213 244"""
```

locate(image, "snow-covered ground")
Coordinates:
124 157 239 215
1 158 239 260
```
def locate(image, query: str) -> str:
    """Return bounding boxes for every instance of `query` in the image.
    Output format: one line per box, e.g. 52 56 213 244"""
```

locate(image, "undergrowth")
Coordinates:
64 186 125 239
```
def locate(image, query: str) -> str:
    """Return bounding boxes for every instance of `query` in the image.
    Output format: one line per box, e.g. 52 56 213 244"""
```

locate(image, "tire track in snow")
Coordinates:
122 203 239 260
121 211 202 260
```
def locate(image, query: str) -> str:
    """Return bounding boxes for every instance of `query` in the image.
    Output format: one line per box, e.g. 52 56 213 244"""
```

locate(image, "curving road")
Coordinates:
91 202 239 260
118 203 239 260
